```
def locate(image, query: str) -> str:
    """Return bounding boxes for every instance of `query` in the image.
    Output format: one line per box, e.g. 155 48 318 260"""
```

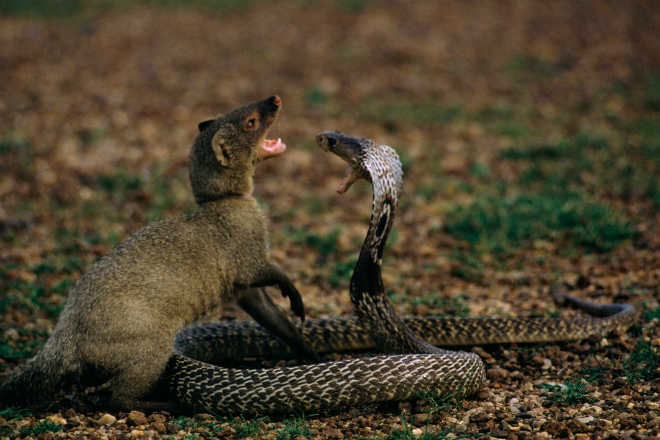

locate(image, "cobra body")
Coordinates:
169 132 637 415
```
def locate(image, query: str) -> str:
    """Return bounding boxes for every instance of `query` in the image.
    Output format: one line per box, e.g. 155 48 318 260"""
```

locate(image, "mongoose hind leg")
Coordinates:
238 288 320 363
104 353 174 412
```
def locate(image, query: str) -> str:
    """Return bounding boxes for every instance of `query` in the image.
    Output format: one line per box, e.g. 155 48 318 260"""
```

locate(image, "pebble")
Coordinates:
97 414 117 426
577 416 594 424
46 415 67 425
487 367 509 382
454 423 467 433
411 413 429 426
325 427 343 439
127 411 148 426
411 428 423 436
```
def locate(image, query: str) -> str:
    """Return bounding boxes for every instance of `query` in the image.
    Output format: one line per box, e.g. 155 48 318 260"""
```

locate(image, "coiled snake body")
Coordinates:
169 132 637 415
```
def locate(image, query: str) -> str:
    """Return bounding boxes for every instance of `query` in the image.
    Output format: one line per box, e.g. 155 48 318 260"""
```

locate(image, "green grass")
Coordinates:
0 0 261 17
410 294 470 318
328 258 357 288
289 226 343 265
0 0 85 16
644 72 660 111
276 415 314 440
358 98 464 128
305 87 330 107
19 420 64 435
542 377 594 406
0 326 48 359
444 191 635 254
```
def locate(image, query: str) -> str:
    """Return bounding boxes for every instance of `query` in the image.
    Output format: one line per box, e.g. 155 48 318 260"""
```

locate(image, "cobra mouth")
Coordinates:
259 138 286 160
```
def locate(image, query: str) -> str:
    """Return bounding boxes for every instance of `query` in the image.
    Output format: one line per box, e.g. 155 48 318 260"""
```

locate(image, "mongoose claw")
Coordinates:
283 285 306 322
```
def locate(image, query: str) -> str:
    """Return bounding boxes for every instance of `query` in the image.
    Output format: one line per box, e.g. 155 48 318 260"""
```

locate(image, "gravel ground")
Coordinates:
1 1 660 439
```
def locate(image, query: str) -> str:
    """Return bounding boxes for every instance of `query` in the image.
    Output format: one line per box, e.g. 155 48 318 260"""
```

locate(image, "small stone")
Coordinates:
413 304 429 316
357 416 371 428
411 428 423 436
127 411 148 426
510 405 520 414
487 367 509 382
577 416 594 424
130 429 144 437
325 427 343 439
46 415 67 425
541 358 552 370
508 398 520 405
454 423 467 433
574 434 589 440
97 414 117 426
412 413 429 426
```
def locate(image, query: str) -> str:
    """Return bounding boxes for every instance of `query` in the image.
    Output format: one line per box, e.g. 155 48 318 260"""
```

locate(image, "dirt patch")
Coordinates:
1 1 659 438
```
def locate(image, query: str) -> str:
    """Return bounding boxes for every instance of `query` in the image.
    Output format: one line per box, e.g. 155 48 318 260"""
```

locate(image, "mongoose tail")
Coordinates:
0 330 76 407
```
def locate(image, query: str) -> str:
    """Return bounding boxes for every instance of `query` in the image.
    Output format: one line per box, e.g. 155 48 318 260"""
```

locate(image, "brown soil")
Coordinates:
1 1 660 439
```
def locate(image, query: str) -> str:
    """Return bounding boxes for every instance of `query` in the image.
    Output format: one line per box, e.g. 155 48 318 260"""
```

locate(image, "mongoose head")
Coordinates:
189 95 285 203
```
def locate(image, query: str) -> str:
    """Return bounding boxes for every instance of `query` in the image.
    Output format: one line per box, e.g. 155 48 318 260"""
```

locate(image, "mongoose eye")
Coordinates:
246 118 257 130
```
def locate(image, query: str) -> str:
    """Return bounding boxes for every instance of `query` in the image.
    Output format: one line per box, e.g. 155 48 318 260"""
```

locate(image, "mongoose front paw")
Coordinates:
282 284 305 322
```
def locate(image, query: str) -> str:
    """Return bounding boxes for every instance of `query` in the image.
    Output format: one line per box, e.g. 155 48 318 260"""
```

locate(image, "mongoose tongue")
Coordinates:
260 138 286 160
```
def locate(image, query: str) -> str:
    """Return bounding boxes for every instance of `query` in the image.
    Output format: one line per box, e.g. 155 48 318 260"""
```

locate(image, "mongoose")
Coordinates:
0 95 315 410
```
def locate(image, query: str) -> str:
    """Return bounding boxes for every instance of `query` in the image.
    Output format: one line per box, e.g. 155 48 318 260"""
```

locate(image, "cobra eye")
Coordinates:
327 138 337 148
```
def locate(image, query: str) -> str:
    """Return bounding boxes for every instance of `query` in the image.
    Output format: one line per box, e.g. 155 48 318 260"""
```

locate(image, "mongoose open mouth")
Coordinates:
260 138 286 159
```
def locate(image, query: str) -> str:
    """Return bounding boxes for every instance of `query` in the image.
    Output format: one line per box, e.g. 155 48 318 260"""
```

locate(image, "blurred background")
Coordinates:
1 0 659 355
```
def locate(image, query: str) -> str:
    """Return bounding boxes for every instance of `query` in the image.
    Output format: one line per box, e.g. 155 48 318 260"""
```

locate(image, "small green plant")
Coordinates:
411 294 470 318
19 420 64 435
276 414 314 440
290 227 343 265
386 415 478 439
581 326 659 385
328 258 357 288
0 408 31 433
232 415 266 438
0 0 85 17
644 72 660 110
642 302 660 321
623 333 660 384
305 87 329 107
0 327 48 360
358 98 463 128
444 191 635 254
542 377 594 406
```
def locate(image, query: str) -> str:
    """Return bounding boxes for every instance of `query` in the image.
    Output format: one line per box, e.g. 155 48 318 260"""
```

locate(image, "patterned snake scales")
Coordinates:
168 131 637 415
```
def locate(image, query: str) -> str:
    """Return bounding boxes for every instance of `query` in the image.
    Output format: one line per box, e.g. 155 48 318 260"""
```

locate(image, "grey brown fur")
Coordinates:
0 96 314 410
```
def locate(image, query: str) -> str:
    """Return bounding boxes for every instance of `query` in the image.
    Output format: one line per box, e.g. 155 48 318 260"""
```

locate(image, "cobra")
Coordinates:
168 131 637 415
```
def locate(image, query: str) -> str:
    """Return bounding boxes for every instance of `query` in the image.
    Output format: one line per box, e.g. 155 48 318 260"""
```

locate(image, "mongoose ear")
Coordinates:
198 119 214 132
211 131 232 168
